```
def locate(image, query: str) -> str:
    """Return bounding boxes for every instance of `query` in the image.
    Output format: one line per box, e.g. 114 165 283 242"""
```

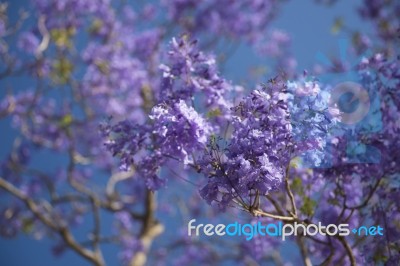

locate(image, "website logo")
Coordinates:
188 219 384 241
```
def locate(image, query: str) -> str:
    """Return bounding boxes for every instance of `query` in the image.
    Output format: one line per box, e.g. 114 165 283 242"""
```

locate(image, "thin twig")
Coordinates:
297 235 312 266
0 177 104 266
337 236 356 266
252 209 296 222
285 165 297 217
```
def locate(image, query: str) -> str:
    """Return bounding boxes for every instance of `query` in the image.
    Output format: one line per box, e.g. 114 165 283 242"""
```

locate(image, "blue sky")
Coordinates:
0 0 371 265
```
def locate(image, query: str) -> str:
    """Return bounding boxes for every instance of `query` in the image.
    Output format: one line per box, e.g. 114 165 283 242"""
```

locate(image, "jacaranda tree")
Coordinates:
0 0 399 265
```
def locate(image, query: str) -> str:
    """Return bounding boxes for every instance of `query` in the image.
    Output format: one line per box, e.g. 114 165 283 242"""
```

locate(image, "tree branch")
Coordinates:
297 235 312 266
285 165 298 217
337 236 356 266
0 177 104 266
130 190 164 266
252 209 296 222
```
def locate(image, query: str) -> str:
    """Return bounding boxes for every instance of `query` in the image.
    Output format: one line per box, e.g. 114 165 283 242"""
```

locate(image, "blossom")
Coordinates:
0 19 5 37
159 36 233 118
162 0 278 42
199 77 293 209
150 100 212 165
1 0 399 265
18 32 39 54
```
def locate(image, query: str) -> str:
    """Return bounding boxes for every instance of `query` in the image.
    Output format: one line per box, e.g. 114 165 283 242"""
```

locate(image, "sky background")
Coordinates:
0 0 372 265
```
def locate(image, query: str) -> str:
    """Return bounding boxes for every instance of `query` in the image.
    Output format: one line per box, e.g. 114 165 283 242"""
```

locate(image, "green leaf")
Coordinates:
331 17 344 35
22 218 34 234
95 60 110 75
50 27 75 48
51 58 73 84
89 19 103 34
60 114 73 128
291 177 304 196
300 197 317 217
206 108 222 118
289 157 302 169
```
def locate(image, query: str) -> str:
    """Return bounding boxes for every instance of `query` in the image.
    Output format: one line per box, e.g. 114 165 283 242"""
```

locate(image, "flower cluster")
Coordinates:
287 75 339 167
1 0 399 265
358 0 400 46
101 36 226 190
256 29 297 77
150 100 212 165
159 37 234 119
163 0 278 42
199 77 293 210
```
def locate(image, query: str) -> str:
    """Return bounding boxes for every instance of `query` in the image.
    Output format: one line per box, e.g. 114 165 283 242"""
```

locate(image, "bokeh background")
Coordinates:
0 0 373 265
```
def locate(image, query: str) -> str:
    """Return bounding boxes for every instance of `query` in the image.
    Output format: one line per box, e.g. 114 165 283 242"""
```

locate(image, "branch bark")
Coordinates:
297 235 312 266
130 190 164 266
0 177 104 266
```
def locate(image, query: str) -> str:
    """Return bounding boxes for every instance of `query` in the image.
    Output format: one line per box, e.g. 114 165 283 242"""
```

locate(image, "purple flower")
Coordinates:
163 0 278 43
18 32 39 54
0 19 5 37
118 236 142 266
0 206 22 238
199 77 293 209
159 36 233 118
150 100 212 165
115 211 133 231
